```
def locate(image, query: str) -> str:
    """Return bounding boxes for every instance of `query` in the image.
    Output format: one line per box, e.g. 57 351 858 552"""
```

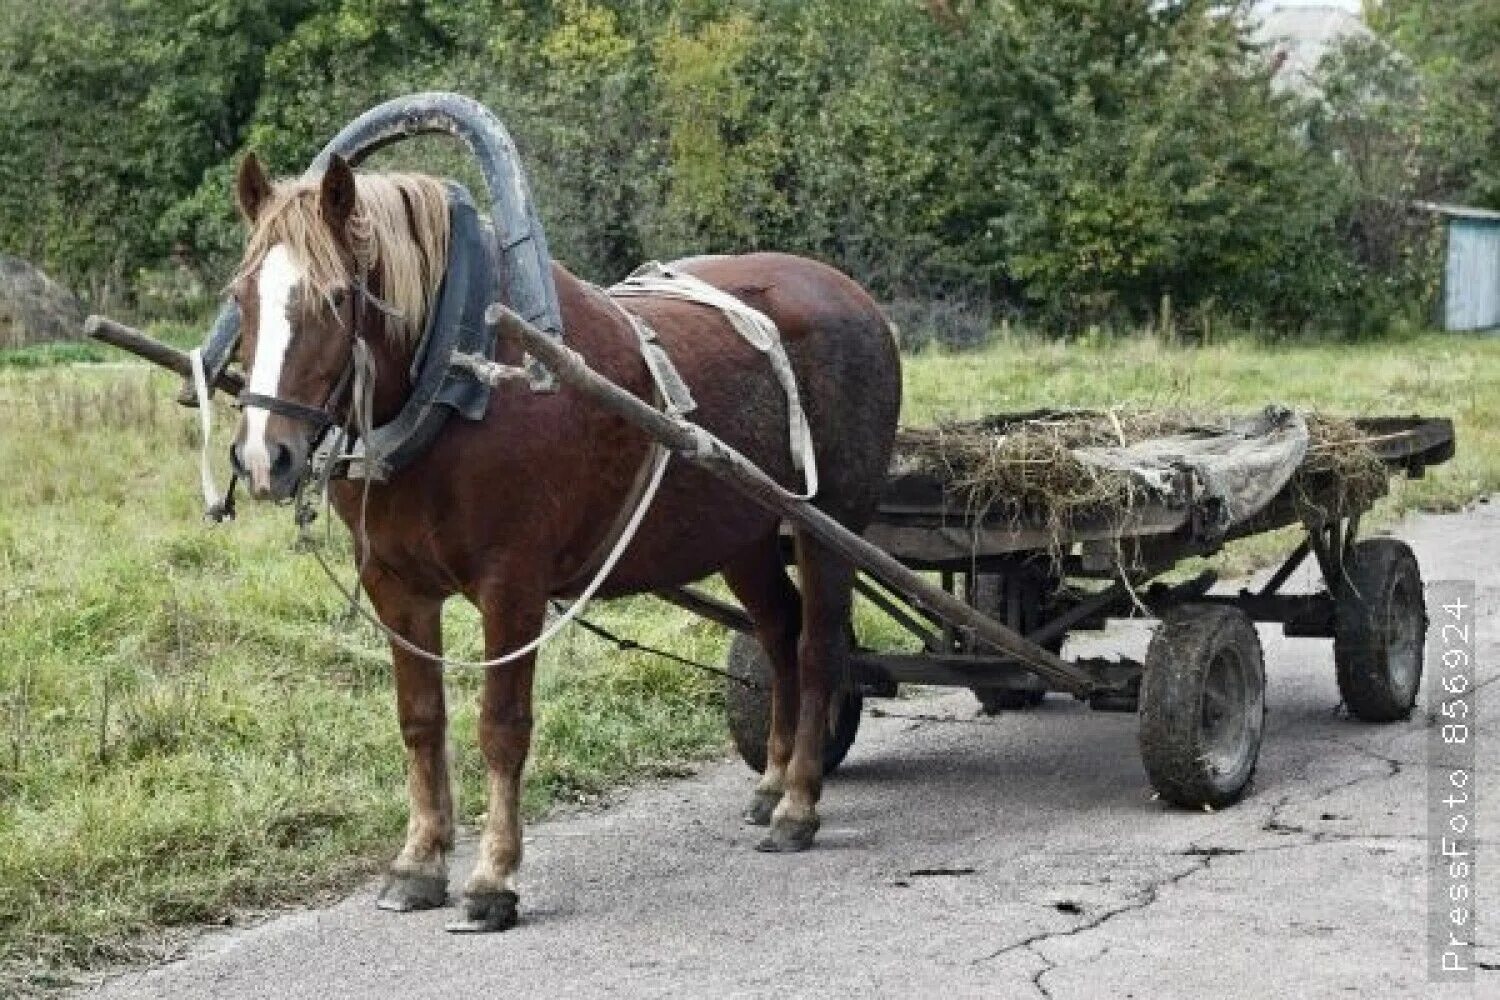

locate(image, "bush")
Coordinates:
0 0 1488 337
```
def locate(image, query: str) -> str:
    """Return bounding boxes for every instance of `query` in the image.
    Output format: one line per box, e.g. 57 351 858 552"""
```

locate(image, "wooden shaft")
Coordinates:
487 303 1097 695
83 315 245 396
657 586 756 634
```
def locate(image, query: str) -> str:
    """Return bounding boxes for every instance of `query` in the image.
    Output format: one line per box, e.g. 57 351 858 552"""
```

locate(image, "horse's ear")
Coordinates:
319 154 357 234
235 152 273 225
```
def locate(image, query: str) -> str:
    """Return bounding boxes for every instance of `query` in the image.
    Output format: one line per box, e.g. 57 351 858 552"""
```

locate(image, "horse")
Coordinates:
226 151 902 932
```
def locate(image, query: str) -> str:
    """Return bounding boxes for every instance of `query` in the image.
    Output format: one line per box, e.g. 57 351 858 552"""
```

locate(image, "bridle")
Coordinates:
235 278 391 443
201 278 390 523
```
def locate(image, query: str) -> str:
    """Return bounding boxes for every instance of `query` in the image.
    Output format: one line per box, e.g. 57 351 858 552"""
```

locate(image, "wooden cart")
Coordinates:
712 413 1454 807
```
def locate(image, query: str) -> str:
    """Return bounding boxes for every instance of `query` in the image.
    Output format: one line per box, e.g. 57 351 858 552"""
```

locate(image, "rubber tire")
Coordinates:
971 571 1055 714
1334 538 1426 723
724 632 862 776
1139 605 1266 810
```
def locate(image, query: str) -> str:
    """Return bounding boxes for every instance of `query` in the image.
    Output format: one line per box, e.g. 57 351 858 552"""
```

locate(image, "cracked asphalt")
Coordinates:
83 507 1498 999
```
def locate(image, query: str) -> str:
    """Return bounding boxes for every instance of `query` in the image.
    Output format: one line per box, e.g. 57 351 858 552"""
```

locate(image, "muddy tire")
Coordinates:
724 632 862 776
1334 538 1426 723
1139 605 1266 809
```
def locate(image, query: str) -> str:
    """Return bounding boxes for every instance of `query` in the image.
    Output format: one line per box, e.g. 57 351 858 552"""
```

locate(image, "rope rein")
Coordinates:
300 438 671 671
198 276 781 679
289 299 675 671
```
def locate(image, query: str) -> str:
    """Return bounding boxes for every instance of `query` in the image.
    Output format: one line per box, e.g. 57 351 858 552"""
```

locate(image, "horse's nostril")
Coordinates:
270 443 293 477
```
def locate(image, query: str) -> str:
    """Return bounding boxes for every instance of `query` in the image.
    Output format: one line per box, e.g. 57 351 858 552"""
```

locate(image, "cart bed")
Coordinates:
868 414 1454 568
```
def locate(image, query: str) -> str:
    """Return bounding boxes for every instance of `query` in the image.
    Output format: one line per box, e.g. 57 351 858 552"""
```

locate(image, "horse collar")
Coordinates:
231 183 501 483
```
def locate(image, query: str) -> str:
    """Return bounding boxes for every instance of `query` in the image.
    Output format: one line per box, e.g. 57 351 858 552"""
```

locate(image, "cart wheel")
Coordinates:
1139 605 1265 809
971 568 1057 714
724 632 862 776
1334 538 1426 723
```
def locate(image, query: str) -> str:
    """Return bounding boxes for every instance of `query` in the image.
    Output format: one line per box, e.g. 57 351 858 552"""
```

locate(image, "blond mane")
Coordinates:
234 171 451 346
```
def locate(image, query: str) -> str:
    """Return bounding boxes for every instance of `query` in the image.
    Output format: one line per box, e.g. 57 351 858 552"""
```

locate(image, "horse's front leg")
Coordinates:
366 577 453 913
448 590 544 933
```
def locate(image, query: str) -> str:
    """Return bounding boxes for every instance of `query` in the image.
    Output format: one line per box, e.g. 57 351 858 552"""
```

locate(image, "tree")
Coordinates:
0 0 315 303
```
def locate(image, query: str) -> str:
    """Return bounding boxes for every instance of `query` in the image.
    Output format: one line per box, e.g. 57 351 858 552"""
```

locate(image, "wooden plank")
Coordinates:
487 303 1100 696
864 504 1189 562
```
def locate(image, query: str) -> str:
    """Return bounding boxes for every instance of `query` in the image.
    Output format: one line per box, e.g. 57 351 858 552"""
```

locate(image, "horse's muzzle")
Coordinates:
229 438 305 502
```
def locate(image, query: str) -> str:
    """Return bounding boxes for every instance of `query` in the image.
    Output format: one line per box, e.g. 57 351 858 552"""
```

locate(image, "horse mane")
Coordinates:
234 171 451 347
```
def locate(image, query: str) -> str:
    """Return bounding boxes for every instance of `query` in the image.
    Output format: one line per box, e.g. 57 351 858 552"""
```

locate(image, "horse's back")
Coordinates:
670 252 902 528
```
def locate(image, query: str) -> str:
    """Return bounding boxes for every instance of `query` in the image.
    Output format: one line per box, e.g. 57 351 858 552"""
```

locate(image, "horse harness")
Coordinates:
187 200 814 667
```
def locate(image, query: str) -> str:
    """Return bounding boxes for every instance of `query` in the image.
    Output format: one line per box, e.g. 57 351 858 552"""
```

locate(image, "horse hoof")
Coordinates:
376 873 448 912
755 816 819 853
445 889 519 933
743 790 780 827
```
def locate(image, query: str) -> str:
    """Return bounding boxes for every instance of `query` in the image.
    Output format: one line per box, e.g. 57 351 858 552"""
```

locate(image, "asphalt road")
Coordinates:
83 507 1498 999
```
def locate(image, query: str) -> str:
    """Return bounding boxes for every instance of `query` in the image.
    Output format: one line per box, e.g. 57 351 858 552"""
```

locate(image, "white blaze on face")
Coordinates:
243 243 301 486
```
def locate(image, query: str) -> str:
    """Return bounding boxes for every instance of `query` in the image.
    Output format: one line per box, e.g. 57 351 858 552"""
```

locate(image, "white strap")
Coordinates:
188 347 224 516
610 263 818 499
310 441 672 671
478 443 670 667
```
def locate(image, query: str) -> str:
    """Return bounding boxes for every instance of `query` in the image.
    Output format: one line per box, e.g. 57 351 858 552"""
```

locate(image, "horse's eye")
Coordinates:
331 288 348 308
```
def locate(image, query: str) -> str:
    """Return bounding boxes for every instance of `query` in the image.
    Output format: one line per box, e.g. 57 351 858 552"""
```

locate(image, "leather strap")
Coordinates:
555 295 679 593
236 392 339 430
555 403 665 595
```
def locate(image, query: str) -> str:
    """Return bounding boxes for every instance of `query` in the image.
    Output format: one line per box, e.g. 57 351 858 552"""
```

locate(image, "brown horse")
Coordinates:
227 152 901 931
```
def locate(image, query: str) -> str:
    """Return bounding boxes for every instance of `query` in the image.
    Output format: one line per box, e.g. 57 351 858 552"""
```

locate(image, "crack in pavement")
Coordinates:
1258 737 1407 839
987 741 1424 997
970 855 1215 975
868 709 996 726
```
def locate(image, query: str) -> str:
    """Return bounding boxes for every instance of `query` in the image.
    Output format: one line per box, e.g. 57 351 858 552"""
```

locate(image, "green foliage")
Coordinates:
0 0 1492 336
915 1 1372 331
0 0 315 306
1371 0 1500 209
1305 34 1444 332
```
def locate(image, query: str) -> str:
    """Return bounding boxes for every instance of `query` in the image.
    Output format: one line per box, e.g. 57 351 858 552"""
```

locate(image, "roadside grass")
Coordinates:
0 323 202 372
0 328 1492 991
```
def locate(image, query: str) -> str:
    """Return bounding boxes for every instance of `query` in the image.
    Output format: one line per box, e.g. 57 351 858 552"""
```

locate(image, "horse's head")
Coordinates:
227 153 450 500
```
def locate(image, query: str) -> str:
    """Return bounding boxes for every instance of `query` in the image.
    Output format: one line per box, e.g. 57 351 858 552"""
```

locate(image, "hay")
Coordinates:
892 408 1388 551
1295 413 1390 518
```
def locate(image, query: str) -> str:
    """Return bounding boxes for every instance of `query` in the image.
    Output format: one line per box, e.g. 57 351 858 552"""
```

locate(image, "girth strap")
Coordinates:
608 261 817 499
556 299 678 593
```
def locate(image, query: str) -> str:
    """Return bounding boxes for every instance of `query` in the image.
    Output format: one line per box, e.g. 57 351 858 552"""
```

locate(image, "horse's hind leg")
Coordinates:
761 530 854 853
721 541 802 827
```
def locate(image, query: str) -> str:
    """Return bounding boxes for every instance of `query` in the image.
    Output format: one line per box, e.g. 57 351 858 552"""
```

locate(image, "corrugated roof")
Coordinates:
1415 202 1500 223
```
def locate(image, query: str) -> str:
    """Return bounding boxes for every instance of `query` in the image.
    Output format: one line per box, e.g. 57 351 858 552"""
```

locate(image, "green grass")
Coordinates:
0 323 204 372
0 328 1494 991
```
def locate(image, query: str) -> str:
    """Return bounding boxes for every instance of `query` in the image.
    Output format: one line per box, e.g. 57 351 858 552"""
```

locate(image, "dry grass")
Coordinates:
893 407 1389 558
